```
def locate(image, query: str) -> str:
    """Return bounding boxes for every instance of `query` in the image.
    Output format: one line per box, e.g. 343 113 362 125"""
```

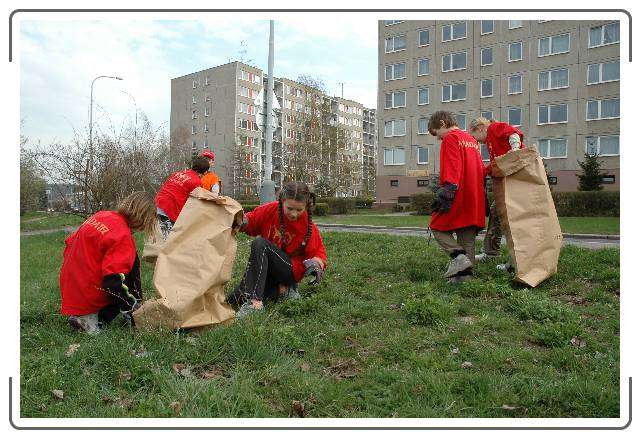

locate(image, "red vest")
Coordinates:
155 169 202 222
430 129 486 232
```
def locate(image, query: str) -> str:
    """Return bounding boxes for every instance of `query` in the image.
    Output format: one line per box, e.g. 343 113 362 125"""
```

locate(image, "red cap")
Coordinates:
201 151 215 160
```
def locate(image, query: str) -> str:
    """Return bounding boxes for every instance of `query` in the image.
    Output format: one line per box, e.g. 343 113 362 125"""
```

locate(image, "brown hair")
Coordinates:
277 181 316 253
191 156 210 174
117 191 157 236
428 111 458 135
468 117 494 133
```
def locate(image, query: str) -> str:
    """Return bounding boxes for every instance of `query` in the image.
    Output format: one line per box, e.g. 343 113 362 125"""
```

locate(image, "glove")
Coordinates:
102 273 140 313
303 259 325 285
433 182 458 213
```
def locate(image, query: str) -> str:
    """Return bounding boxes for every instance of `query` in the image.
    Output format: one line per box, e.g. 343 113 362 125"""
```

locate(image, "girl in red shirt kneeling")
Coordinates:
227 182 328 319
59 192 157 334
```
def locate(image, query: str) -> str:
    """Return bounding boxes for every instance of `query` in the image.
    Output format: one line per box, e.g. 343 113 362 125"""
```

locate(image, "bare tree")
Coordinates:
19 130 46 214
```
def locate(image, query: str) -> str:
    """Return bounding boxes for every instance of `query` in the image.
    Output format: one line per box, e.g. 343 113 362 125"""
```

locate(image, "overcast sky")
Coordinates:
20 17 378 147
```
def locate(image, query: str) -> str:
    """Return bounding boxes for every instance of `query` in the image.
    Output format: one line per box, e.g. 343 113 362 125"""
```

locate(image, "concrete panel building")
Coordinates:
377 20 620 205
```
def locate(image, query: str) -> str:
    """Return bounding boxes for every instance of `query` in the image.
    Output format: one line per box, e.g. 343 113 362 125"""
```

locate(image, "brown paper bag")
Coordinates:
134 187 243 329
492 147 563 287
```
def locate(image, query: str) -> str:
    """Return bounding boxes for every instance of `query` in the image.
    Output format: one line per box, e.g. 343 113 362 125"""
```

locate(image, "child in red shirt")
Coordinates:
155 156 209 239
226 182 328 318
59 192 157 333
468 117 524 269
428 111 486 284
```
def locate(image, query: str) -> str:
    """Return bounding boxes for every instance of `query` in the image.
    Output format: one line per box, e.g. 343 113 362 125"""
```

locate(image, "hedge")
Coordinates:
240 202 328 216
354 197 375 209
410 191 619 217
316 197 357 214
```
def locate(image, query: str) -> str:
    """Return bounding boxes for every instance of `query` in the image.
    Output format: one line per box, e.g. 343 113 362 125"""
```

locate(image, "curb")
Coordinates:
316 223 619 241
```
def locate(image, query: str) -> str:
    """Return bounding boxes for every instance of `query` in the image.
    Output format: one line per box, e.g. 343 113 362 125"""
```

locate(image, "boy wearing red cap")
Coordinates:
200 150 222 196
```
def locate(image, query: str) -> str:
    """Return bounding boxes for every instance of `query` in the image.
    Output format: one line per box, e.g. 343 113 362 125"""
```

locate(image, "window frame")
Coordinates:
384 34 407 53
587 60 620 85
480 78 494 98
508 107 522 127
442 22 467 42
508 74 523 95
384 20 405 26
588 22 620 49
418 88 430 106
508 20 523 29
383 119 407 138
384 62 407 81
417 58 430 76
417 29 430 47
442 51 467 73
480 20 494 35
441 83 467 103
383 147 406 165
585 98 620 121
538 33 571 57
481 110 494 120
585 135 620 157
480 47 493 66
417 146 429 164
538 68 570 91
508 41 523 62
384 90 407 109
538 138 569 159
417 117 428 135
537 103 569 125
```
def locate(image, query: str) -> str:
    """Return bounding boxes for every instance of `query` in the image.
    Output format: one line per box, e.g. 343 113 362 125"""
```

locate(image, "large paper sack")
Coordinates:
492 147 563 287
134 188 243 329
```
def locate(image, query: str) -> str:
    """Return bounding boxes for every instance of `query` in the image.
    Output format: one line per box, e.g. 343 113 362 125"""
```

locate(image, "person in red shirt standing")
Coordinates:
468 117 525 269
428 111 486 284
226 182 328 318
59 192 157 334
155 156 209 239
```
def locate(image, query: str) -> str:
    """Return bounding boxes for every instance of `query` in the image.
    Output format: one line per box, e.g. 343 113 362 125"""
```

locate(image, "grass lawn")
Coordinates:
20 230 619 418
314 214 620 235
20 212 84 232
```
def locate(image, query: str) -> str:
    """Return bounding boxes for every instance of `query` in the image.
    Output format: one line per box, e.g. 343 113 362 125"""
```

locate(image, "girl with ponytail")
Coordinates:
227 181 327 318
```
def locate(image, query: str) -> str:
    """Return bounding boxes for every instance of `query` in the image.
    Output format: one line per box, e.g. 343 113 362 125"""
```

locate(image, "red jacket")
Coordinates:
245 201 328 282
59 211 137 315
430 129 486 232
484 122 525 176
155 169 202 222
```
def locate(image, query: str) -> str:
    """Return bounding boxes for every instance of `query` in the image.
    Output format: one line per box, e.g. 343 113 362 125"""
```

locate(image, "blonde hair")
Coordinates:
468 117 492 133
117 191 157 236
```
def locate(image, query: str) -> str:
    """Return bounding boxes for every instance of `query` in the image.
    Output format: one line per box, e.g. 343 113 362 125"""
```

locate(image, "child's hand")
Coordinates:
303 258 325 285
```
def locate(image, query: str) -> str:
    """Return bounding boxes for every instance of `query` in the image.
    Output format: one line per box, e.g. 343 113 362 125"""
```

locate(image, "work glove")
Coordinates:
102 273 141 314
433 182 458 213
303 259 325 285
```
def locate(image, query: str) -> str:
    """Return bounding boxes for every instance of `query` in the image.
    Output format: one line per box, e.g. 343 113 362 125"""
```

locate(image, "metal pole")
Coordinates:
259 20 276 204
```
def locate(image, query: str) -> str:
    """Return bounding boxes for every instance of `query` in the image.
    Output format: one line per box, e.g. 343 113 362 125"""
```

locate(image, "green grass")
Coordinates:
20 212 84 232
20 229 619 418
315 214 620 235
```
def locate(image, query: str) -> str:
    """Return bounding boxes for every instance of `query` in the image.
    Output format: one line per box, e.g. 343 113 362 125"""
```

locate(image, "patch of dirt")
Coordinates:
324 358 362 380
558 295 587 306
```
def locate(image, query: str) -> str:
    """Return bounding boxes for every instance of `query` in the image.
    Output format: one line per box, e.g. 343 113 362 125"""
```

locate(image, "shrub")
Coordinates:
242 204 259 213
313 203 328 216
354 197 374 209
402 295 453 326
551 191 619 217
410 193 437 216
317 197 357 214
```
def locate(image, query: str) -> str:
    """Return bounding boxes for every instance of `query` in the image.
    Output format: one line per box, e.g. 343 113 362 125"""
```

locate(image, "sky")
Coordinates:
19 16 378 147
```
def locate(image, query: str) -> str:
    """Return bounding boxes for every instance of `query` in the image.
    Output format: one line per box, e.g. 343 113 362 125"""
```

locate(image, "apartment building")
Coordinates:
377 20 620 205
170 61 376 197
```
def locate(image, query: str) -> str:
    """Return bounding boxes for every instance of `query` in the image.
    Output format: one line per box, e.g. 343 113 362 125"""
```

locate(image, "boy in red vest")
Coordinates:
468 117 525 270
428 111 486 284
155 156 209 239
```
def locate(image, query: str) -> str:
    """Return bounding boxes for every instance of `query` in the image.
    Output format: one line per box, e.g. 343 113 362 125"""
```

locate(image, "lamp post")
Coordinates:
259 20 276 204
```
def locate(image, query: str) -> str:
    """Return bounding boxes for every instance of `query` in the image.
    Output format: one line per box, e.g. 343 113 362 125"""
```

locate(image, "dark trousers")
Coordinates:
483 201 503 256
98 254 143 324
227 237 295 306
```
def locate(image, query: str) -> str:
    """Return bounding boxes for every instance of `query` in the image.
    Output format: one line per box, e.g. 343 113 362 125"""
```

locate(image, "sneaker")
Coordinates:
280 285 301 301
68 313 100 334
497 262 513 272
447 274 473 284
444 254 473 278
475 253 497 262
235 302 264 319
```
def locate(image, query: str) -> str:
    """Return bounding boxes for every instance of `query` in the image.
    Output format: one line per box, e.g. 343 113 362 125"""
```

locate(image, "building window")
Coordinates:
508 42 523 62
417 118 428 134
442 52 466 72
205 95 211 102
385 35 407 53
481 79 493 98
442 83 467 102
192 80 197 89
191 125 196 135
204 122 209 133
586 135 619 156
417 179 429 187
508 74 523 94
508 20 523 29
481 110 494 120
418 29 430 46
192 110 197 120
587 60 620 85
418 58 430 76
238 102 256 115
192 95 197 104
586 98 620 120
390 179 399 187
205 76 209 86
508 107 522 126
384 90 406 109
548 176 558 185
384 148 406 165
602 175 616 184
192 140 197 148
418 88 429 105
384 20 404 26
538 33 570 57
538 138 568 158
589 22 620 48
442 22 467 42
384 120 407 137
417 147 429 164
204 107 210 117
481 20 494 35
481 47 493 66
385 62 407 81
480 143 490 161
538 68 570 90
538 104 568 125
455 114 467 130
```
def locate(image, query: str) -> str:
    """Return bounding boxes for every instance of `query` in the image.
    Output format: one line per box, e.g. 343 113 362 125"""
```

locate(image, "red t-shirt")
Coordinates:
59 211 137 315
484 122 525 176
155 169 202 222
430 129 486 232
245 201 328 282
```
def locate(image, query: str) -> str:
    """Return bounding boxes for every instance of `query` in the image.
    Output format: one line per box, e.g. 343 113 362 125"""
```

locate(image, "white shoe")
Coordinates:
475 253 497 262
496 262 513 272
68 313 100 334
445 254 473 278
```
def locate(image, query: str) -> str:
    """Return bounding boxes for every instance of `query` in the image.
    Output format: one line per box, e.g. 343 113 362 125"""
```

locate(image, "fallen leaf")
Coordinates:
324 358 361 380
301 362 311 372
173 363 191 377
291 400 305 417
119 370 132 382
169 401 182 415
198 365 224 380
461 361 473 369
51 389 64 400
65 343 80 357
570 336 586 348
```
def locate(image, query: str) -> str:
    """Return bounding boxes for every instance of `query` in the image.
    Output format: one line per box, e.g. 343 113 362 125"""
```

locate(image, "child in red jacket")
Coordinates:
59 192 157 333
155 156 209 239
227 182 328 318
468 117 524 270
428 111 486 284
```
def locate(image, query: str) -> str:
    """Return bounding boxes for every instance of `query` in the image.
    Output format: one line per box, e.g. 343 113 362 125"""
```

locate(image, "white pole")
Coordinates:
264 20 275 182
